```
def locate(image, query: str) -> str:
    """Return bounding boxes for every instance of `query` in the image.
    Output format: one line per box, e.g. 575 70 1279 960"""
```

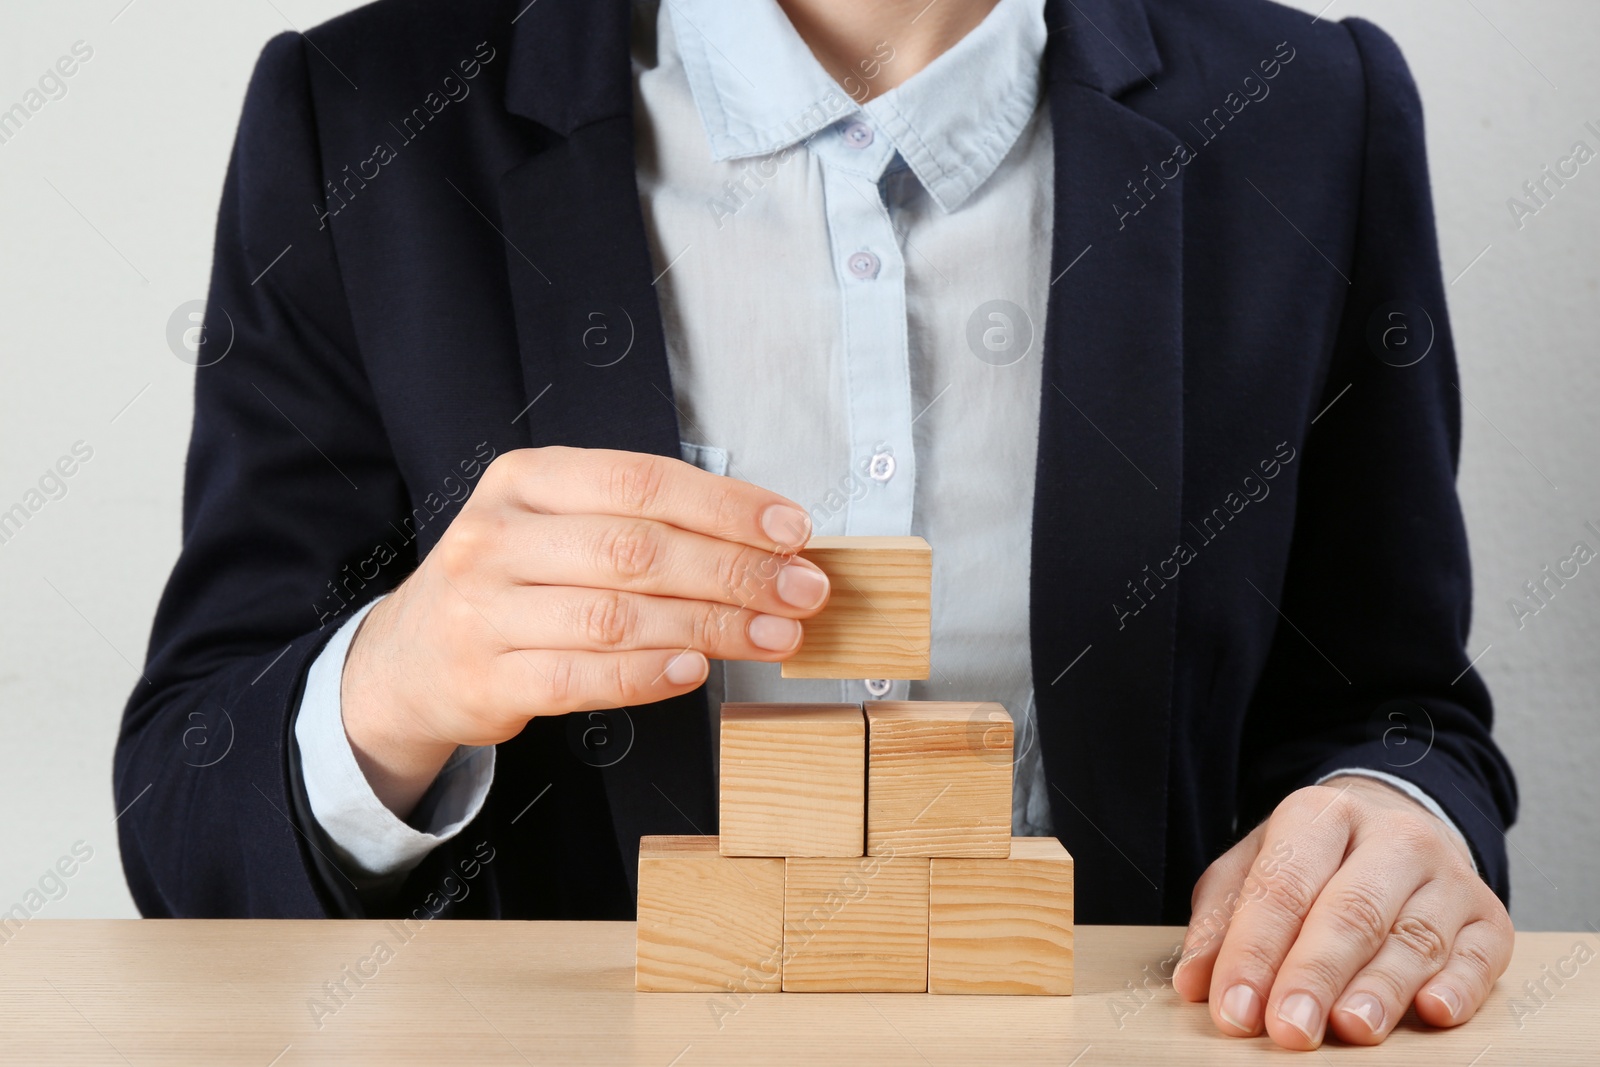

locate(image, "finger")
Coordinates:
1322 880 1463 1044
459 513 831 618
1412 913 1514 1029
493 447 813 552
478 586 802 660
1263 839 1433 1049
1207 791 1352 1039
485 646 711 719
1172 826 1263 1001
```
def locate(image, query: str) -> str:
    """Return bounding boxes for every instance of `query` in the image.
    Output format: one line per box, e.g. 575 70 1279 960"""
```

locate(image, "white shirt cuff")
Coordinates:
293 596 495 886
1315 767 1479 875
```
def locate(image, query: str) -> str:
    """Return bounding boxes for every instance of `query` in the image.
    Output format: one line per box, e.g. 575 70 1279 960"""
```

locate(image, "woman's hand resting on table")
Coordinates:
1173 775 1513 1050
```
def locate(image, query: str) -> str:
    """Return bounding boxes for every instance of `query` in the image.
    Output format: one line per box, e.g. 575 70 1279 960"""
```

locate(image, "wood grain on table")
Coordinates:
0 922 1589 1064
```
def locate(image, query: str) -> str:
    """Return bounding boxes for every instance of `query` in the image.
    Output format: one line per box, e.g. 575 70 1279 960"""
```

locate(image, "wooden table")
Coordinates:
0 922 1589 1064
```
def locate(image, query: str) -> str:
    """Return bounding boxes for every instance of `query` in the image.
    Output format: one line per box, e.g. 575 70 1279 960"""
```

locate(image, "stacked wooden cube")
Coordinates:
634 537 1073 996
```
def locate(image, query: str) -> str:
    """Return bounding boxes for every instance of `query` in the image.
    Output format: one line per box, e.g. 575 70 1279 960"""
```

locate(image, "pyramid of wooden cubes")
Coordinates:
635 537 1073 996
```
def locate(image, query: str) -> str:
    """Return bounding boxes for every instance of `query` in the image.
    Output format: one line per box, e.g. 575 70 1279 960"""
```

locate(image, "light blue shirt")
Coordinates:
294 0 1469 900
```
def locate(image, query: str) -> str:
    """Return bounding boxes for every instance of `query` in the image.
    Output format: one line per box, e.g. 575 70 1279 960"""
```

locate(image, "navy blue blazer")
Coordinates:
116 0 1517 923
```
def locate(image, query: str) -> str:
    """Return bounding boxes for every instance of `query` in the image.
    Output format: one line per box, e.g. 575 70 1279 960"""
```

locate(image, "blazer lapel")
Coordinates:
1032 0 1185 923
496 3 715 896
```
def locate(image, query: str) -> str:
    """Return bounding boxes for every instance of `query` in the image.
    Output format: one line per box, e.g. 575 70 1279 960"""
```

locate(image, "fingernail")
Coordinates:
1425 984 1462 1020
748 614 802 652
776 561 828 609
1339 992 1386 1036
1276 992 1324 1044
760 504 810 548
1170 948 1197 988
1220 984 1262 1035
664 650 707 685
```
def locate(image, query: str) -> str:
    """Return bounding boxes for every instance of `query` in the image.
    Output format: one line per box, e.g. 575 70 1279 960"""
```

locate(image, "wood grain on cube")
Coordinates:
928 837 1074 995
719 704 865 857
635 836 785 993
782 854 931 992
781 536 932 680
864 701 1013 858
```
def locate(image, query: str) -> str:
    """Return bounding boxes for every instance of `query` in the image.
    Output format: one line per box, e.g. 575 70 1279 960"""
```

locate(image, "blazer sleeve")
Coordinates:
114 32 414 916
1237 18 1518 902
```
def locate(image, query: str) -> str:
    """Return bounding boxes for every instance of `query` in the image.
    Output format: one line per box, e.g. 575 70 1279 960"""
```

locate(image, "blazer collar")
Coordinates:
503 0 637 133
503 0 1161 135
1044 0 1163 97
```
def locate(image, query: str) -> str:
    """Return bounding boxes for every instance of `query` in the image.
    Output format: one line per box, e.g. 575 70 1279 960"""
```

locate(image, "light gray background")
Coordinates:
1 0 1594 928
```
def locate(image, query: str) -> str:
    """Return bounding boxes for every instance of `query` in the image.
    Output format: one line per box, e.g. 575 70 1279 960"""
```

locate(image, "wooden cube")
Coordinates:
635 836 785 993
719 704 865 857
864 701 1013 858
782 854 930 992
781 536 932 680
928 837 1074 995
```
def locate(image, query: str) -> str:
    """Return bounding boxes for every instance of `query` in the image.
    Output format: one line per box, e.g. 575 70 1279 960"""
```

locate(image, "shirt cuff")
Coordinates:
293 596 495 889
1315 767 1479 875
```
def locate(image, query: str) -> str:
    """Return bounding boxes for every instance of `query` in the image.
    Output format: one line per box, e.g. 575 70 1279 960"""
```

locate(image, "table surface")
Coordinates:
0 921 1589 1064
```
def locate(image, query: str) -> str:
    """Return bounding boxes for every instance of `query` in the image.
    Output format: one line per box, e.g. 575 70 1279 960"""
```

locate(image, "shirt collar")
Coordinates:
667 0 1048 212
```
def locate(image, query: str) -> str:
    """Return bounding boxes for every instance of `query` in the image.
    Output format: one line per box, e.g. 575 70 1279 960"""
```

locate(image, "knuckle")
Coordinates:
1389 914 1451 968
1386 812 1442 852
577 591 632 649
1452 938 1499 990
707 480 747 539
1229 939 1287 983
1435 842 1476 881
432 538 470 583
599 520 663 583
717 548 754 604
609 454 667 516
611 655 645 706
1486 900 1515 939
692 602 730 653
434 519 484 580
544 653 580 707
487 447 535 492
1259 863 1319 919
1289 784 1341 818
1323 885 1392 952
480 450 513 490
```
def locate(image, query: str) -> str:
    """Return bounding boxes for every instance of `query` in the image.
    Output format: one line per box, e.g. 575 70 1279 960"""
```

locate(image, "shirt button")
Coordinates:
864 678 892 697
842 121 874 149
847 251 880 280
868 451 896 482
